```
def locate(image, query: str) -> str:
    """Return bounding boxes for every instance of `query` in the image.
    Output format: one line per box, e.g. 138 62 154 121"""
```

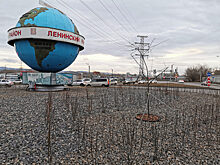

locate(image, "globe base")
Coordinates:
27 84 70 92
25 73 70 92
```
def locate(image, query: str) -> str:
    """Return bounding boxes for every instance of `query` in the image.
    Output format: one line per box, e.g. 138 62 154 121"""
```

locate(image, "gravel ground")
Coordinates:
0 85 219 164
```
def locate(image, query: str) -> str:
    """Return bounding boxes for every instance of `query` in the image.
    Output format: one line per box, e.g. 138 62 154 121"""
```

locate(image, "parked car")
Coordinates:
12 79 22 84
110 79 117 85
72 79 85 86
201 81 208 86
151 79 158 84
87 78 109 87
0 79 14 87
138 80 147 84
178 80 184 83
82 78 91 84
124 79 136 84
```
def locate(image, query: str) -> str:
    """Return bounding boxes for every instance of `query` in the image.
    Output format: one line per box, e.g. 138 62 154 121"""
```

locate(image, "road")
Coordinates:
158 81 220 90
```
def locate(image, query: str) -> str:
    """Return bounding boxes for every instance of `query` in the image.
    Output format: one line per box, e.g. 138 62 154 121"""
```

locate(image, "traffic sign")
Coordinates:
207 72 211 77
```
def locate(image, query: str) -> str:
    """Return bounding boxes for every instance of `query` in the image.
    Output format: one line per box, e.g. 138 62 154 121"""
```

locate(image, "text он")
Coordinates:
9 30 21 37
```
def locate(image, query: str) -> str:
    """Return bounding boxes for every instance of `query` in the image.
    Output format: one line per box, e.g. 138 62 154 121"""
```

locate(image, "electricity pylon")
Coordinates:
134 35 150 80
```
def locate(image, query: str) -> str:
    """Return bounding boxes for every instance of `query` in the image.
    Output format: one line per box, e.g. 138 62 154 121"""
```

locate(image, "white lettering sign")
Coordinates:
8 27 85 50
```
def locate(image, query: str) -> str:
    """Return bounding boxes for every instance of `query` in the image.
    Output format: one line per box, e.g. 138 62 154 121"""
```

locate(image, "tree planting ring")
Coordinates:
135 113 160 122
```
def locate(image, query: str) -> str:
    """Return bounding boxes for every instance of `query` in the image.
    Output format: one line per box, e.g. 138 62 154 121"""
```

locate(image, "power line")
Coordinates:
41 0 135 53
58 0 124 44
97 0 132 36
47 0 106 39
151 39 169 48
120 0 139 29
57 0 124 44
41 0 125 47
41 0 126 50
78 0 133 45
111 0 138 34
53 0 127 48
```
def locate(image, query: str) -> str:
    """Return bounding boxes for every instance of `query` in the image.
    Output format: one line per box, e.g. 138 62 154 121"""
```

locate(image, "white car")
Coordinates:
87 78 109 87
138 80 147 84
110 79 117 85
12 79 22 84
124 79 136 84
72 79 85 86
0 79 14 87
151 79 158 83
82 78 91 85
178 80 184 83
201 81 208 86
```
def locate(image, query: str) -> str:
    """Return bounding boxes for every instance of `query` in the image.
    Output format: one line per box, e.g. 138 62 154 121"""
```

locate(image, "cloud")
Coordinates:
0 0 220 74
164 48 203 59
0 58 19 63
68 53 137 74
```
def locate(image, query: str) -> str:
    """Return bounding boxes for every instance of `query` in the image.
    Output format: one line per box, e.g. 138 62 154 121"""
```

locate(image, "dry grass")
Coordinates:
0 85 219 164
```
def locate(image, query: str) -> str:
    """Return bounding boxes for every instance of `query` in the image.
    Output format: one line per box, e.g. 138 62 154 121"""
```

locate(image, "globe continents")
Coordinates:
15 39 79 72
8 7 84 72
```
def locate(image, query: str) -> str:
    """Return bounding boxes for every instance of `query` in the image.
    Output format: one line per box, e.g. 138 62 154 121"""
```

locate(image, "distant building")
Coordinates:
0 72 21 81
212 70 220 83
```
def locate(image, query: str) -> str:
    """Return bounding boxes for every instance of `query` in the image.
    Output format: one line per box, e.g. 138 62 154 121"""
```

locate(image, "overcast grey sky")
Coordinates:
1 0 220 74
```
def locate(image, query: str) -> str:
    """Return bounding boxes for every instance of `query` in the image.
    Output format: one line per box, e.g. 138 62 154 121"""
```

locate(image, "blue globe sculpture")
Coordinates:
8 7 84 72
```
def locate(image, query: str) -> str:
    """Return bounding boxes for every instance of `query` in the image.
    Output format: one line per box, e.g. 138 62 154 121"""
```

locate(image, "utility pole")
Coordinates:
170 64 174 81
86 63 90 78
88 65 90 78
135 35 150 80
20 61 23 71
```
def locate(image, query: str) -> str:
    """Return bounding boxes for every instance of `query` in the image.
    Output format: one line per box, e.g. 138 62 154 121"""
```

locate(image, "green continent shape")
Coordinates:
29 40 57 67
18 7 48 26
